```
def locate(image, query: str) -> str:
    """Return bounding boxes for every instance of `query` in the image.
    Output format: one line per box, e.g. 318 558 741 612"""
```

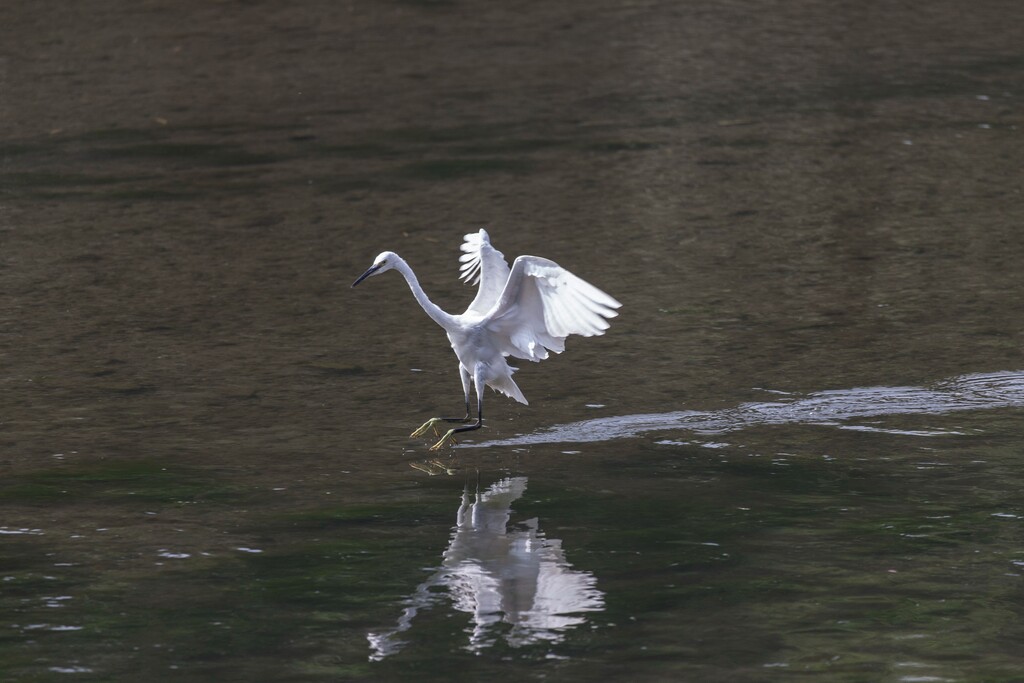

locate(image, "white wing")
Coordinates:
458 228 511 316
484 256 621 362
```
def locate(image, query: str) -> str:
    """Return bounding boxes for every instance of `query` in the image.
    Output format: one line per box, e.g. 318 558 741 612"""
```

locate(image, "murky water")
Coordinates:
3 0 1024 680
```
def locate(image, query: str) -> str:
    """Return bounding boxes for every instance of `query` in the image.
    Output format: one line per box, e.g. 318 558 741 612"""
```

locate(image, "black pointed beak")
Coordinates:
352 263 381 288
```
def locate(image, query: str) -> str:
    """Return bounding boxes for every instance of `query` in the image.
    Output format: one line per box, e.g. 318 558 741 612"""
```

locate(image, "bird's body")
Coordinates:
352 229 621 449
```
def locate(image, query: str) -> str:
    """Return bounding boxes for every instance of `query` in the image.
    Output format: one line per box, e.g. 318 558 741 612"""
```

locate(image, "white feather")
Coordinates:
485 256 621 364
458 229 511 317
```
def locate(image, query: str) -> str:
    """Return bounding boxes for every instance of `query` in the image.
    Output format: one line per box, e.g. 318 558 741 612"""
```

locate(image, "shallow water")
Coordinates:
3 0 1024 681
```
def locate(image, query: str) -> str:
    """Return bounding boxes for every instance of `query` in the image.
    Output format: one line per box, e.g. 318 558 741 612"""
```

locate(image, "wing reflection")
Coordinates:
368 477 604 660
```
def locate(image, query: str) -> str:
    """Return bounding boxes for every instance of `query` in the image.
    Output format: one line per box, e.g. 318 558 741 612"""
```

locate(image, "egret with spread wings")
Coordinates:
352 229 621 450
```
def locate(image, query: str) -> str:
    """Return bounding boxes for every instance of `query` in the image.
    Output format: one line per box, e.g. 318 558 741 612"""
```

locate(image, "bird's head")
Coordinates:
351 251 398 287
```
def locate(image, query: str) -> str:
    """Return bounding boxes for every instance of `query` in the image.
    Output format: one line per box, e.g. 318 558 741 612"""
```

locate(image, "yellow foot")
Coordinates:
410 417 445 438
429 429 459 451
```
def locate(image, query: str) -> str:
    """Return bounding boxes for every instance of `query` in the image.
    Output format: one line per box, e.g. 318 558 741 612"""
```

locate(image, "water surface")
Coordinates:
3 0 1024 681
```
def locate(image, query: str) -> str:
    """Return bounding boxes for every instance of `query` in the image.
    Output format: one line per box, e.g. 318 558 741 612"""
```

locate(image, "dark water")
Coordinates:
3 0 1024 680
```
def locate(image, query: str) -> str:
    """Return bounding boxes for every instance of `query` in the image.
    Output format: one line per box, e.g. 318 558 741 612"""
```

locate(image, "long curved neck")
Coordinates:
394 257 457 330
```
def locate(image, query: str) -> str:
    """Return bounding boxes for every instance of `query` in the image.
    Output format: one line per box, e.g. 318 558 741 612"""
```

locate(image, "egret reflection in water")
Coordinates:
368 477 604 660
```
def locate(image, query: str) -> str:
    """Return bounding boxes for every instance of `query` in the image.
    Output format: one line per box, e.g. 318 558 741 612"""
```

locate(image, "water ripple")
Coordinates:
472 370 1024 448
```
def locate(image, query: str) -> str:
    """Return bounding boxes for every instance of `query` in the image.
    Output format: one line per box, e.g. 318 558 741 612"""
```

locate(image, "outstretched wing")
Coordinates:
484 255 622 361
458 228 511 316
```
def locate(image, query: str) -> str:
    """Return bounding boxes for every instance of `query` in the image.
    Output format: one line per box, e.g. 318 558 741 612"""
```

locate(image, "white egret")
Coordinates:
352 229 622 450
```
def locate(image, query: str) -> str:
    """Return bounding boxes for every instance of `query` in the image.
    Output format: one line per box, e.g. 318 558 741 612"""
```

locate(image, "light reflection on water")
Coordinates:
474 370 1024 447
368 477 604 660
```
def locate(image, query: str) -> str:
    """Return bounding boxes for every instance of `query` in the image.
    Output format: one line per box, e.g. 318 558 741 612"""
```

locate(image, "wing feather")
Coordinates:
458 228 511 316
485 255 621 362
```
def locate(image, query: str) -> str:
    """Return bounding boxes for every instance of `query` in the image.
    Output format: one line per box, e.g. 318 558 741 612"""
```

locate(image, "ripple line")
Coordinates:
471 370 1024 448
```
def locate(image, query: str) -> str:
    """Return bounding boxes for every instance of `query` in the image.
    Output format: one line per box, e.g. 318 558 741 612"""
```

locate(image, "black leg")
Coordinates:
410 369 475 438
429 377 484 450
438 390 473 423
440 396 472 423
